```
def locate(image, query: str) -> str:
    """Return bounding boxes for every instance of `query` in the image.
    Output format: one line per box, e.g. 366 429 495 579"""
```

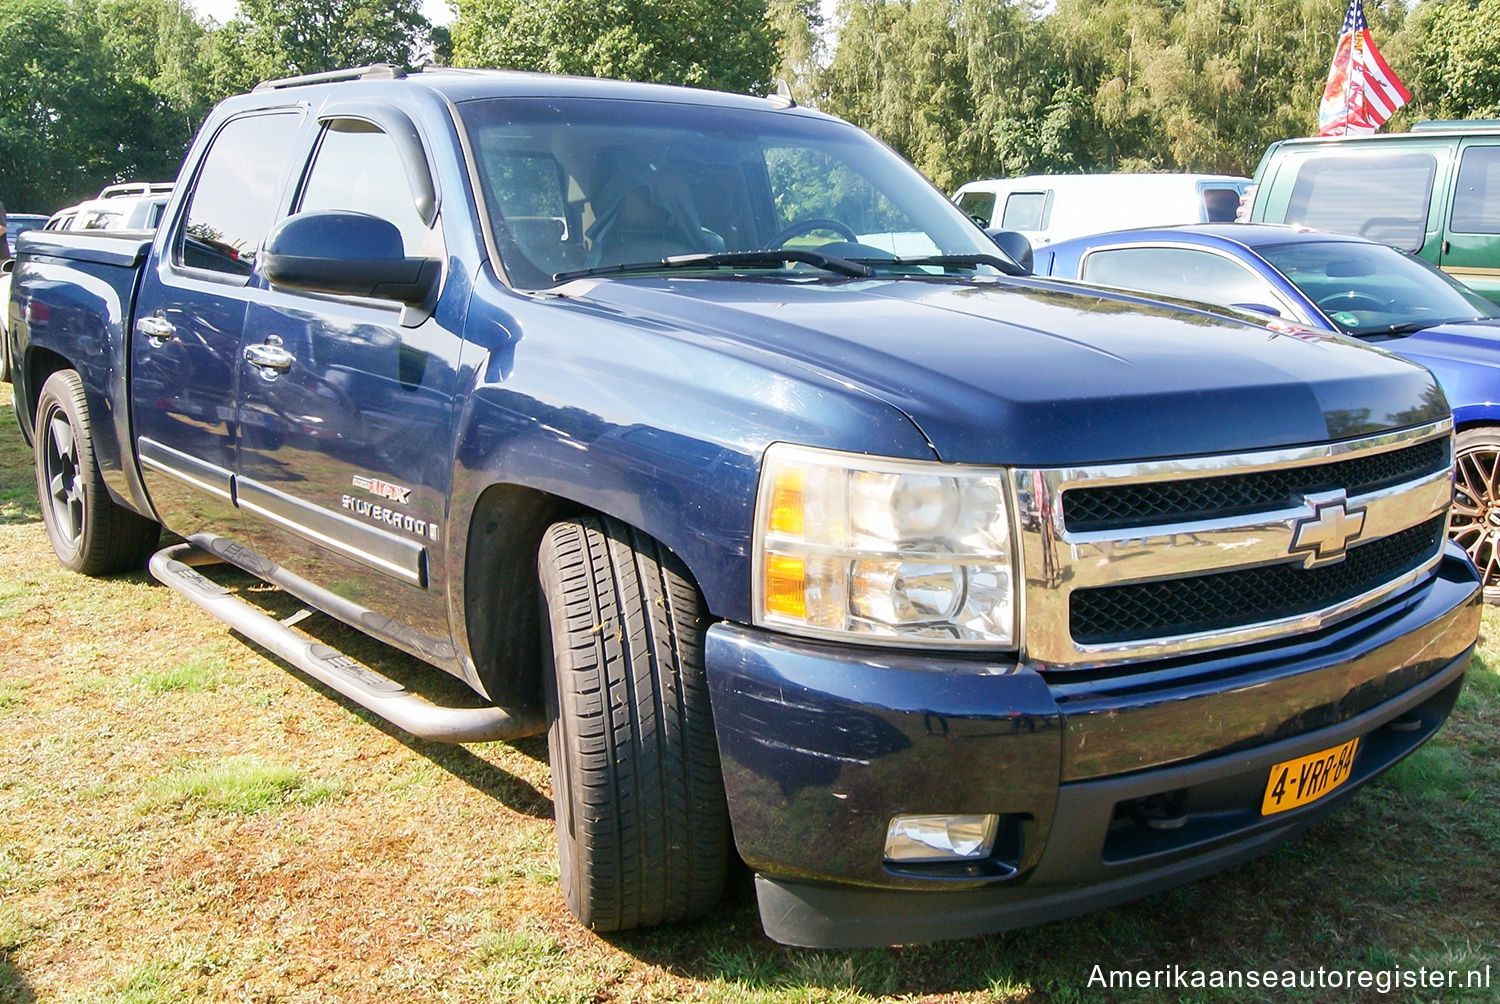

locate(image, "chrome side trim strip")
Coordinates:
236 478 427 587
137 437 233 502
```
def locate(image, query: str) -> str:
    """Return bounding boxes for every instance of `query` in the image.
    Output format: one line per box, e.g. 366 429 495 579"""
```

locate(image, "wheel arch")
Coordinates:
1453 410 1500 434
456 475 731 710
16 345 73 447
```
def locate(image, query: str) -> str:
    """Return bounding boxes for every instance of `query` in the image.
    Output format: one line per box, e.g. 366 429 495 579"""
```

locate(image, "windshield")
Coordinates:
1259 240 1499 335
456 96 1001 288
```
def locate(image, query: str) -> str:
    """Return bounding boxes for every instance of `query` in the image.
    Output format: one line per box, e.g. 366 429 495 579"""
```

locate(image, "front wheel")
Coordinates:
34 370 160 574
1450 426 1500 602
537 515 729 931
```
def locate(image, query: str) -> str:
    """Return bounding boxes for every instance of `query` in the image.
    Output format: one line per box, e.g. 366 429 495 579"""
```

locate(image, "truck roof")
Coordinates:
242 63 806 116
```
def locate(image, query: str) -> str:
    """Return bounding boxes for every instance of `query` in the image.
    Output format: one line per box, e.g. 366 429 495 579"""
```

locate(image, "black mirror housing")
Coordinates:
261 211 440 308
985 228 1033 275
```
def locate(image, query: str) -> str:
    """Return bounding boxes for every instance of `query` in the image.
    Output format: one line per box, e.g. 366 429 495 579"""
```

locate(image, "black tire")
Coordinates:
1451 426 1500 603
34 370 160 575
537 515 729 932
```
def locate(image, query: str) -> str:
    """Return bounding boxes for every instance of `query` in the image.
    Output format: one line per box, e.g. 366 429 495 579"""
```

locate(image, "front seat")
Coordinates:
585 167 714 267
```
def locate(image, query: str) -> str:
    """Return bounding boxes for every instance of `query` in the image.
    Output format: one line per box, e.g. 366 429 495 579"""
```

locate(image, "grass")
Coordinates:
0 381 1496 1002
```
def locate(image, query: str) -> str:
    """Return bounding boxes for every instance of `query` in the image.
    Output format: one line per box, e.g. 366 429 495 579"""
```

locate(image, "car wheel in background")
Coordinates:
1451 426 1500 602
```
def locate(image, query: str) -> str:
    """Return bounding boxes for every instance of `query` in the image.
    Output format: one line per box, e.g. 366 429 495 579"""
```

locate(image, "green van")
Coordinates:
1246 121 1500 304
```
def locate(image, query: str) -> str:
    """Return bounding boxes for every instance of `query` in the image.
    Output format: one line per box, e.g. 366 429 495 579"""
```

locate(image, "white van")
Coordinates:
953 173 1250 247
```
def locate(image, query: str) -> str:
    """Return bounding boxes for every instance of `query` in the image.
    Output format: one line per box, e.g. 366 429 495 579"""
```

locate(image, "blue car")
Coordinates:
1039 223 1500 597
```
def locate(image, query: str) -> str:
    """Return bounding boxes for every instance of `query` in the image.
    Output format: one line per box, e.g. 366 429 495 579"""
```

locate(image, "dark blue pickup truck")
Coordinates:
4 66 1483 948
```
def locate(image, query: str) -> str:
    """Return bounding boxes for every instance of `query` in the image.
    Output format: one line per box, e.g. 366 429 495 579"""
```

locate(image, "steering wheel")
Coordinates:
1316 291 1387 313
773 217 858 247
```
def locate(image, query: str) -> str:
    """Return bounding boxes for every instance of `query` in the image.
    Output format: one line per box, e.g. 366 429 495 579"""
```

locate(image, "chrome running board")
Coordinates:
148 542 545 743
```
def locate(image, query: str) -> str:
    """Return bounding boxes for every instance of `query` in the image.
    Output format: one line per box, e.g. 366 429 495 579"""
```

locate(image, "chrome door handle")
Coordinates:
135 314 175 343
243 341 295 373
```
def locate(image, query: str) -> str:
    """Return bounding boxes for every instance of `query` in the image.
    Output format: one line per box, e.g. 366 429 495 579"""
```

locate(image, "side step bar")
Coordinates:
149 543 546 744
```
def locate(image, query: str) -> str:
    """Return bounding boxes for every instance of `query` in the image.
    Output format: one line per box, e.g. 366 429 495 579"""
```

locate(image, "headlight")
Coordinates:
753 443 1016 647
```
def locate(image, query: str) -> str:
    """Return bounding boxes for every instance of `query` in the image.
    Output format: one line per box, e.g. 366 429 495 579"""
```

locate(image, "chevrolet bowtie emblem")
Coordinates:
1289 491 1366 568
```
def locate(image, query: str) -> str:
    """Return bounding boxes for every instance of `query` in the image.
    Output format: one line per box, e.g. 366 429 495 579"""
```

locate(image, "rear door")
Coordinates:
131 109 303 539
233 109 462 650
1439 141 1500 305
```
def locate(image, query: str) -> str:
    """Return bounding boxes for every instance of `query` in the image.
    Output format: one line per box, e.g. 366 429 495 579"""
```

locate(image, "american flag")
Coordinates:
1318 0 1410 137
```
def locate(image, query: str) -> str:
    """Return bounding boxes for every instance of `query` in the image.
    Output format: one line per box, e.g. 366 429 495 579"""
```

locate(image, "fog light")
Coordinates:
883 813 999 863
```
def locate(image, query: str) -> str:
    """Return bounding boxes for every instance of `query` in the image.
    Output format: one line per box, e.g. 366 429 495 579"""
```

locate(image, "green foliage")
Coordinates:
1403 0 1500 120
449 0 778 95
821 0 1418 185
228 0 432 78
768 0 824 104
0 0 225 210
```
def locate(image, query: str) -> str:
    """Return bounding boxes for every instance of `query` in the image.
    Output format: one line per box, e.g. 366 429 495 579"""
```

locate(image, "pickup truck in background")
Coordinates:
5 66 1483 948
1244 121 1500 305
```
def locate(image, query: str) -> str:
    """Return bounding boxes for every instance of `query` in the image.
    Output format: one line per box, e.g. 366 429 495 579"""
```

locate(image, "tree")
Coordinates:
767 0 824 104
98 0 218 179
0 0 164 208
1402 0 1500 120
225 0 432 79
449 0 778 95
822 0 979 191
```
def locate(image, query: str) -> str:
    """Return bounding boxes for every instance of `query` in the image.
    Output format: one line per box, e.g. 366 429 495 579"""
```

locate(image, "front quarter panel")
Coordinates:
448 274 937 625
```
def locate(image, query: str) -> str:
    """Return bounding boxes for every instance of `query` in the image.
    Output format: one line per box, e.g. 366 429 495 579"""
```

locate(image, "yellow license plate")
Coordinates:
1260 738 1360 816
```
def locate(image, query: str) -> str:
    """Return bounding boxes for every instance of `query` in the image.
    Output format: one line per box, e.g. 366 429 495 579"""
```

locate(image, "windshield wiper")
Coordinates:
1366 318 1488 336
553 249 873 283
852 253 1027 277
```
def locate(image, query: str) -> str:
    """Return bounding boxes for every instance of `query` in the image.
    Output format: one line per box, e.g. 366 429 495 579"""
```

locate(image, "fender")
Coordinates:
442 273 936 692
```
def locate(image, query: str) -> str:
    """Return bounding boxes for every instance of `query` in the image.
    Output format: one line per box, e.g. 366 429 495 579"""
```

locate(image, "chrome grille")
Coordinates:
1063 437 1449 532
1015 421 1453 669
1069 516 1445 645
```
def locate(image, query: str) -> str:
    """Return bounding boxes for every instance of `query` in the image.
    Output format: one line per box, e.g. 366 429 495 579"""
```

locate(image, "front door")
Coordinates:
234 116 462 653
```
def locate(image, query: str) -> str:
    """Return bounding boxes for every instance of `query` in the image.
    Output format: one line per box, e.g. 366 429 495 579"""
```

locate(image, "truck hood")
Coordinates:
558 276 1446 466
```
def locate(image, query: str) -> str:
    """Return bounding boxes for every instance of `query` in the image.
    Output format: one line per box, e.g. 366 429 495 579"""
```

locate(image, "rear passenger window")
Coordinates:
1082 246 1282 308
1451 146 1500 234
1001 191 1049 231
1284 153 1435 251
176 112 301 276
299 120 432 254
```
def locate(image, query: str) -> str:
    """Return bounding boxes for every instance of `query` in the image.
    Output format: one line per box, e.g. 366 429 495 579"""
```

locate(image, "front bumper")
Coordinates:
704 545 1481 948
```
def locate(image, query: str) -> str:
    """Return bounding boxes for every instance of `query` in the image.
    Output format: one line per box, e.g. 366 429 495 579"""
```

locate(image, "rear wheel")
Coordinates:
537 514 729 931
1451 426 1500 603
34 370 159 574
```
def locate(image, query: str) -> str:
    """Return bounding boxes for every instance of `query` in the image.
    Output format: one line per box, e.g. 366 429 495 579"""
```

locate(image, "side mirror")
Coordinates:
261 211 440 322
985 228 1033 275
